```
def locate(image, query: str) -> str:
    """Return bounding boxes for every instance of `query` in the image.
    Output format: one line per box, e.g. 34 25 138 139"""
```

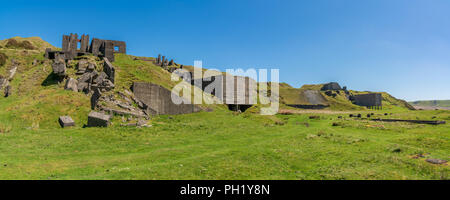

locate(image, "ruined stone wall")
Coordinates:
132 82 201 115
353 93 382 107
54 34 126 62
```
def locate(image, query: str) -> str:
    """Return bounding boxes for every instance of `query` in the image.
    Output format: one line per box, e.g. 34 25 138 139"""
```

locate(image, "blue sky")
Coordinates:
1 0 449 101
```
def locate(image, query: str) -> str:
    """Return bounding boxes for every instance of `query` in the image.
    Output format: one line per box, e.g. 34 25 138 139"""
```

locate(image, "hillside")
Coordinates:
0 37 448 180
0 37 222 130
279 82 415 111
410 100 450 110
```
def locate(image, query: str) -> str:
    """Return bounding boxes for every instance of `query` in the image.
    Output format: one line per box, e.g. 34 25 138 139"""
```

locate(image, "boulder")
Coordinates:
77 82 89 93
58 116 75 128
52 58 66 77
87 111 111 127
78 71 97 83
64 78 78 92
93 72 108 84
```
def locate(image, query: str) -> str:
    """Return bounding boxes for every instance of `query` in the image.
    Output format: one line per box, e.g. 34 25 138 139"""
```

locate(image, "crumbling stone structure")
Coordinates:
45 34 126 62
154 54 176 69
321 82 342 91
352 93 382 109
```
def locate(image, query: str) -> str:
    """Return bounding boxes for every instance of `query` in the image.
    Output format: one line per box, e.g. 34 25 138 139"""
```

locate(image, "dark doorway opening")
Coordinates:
227 104 253 112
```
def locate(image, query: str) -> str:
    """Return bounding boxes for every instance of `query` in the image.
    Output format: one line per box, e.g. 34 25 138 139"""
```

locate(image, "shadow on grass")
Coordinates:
41 73 63 86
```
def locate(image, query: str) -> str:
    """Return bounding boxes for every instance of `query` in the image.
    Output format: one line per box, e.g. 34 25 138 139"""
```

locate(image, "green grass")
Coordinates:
410 100 450 108
0 37 448 180
0 109 448 180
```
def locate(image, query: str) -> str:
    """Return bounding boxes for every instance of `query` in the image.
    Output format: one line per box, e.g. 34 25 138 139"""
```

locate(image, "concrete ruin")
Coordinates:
87 111 111 127
45 34 126 62
321 82 342 91
352 93 382 109
187 74 257 112
132 82 201 115
59 116 75 128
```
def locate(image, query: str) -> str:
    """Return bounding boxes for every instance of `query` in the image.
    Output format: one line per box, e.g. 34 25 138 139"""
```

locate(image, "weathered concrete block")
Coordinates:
103 58 115 83
91 88 102 110
132 82 201 115
64 77 78 92
59 116 75 128
87 111 111 127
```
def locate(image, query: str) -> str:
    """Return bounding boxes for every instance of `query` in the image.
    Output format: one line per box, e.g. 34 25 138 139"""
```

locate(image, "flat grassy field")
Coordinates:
0 108 448 180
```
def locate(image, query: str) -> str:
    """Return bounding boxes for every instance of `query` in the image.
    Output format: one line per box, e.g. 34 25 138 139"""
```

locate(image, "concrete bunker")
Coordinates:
132 82 201 115
188 74 257 112
352 93 382 109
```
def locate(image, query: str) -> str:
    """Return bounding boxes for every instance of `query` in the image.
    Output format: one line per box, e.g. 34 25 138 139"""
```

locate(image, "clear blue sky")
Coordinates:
1 0 449 101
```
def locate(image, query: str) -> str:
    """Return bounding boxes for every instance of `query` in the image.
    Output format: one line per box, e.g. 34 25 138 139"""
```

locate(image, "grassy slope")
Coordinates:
280 83 413 111
0 37 448 180
410 100 450 108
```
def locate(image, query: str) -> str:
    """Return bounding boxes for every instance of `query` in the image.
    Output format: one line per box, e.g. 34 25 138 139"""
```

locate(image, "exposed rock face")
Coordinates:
59 116 75 128
52 58 66 77
87 111 111 127
132 82 201 115
64 78 78 92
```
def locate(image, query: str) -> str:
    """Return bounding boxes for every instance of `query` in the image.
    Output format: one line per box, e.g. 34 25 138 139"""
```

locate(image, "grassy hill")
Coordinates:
279 83 415 111
0 37 448 180
410 100 450 108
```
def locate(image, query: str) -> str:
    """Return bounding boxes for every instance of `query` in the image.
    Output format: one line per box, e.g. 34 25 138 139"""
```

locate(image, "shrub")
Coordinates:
0 52 7 66
5 39 35 50
5 39 19 48
20 41 35 50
